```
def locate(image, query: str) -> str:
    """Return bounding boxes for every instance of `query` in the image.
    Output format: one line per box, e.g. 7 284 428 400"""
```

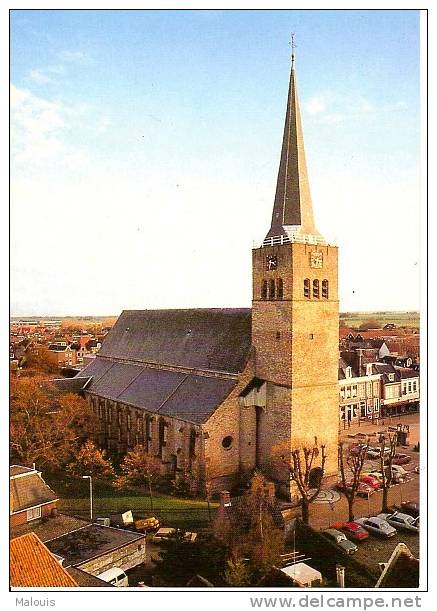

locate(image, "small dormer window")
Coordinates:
346 366 352 379
388 373 395 382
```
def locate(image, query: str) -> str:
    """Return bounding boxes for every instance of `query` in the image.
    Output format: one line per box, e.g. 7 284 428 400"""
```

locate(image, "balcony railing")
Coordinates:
262 233 328 247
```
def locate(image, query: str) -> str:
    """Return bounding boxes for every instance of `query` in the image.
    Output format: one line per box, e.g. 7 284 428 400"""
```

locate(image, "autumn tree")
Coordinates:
22 346 59 376
115 445 162 510
227 472 285 580
223 556 252 587
379 431 399 513
338 441 368 521
10 375 98 471
67 440 114 479
278 438 327 524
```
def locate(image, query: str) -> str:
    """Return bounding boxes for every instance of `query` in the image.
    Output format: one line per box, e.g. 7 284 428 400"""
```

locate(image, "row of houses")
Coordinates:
338 360 419 425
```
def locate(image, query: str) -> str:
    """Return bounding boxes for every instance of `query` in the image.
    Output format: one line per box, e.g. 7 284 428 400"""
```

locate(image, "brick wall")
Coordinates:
252 242 339 485
10 502 57 528
78 535 146 576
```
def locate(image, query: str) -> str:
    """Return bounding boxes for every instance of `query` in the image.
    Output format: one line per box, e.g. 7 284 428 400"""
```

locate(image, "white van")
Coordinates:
98 567 129 587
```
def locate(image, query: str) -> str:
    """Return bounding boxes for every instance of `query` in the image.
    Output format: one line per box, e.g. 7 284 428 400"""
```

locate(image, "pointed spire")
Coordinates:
265 41 322 244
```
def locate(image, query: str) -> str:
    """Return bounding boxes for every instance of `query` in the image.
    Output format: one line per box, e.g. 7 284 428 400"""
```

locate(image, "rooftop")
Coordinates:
11 513 90 542
45 524 145 568
10 470 58 514
10 533 78 588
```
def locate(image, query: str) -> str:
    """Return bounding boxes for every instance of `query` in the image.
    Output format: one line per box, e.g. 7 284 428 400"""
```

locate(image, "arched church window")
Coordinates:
304 278 310 298
261 280 267 300
313 279 320 299
322 279 329 299
277 278 283 300
269 279 276 300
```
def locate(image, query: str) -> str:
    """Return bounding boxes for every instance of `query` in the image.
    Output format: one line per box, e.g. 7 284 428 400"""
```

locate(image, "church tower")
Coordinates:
252 47 339 487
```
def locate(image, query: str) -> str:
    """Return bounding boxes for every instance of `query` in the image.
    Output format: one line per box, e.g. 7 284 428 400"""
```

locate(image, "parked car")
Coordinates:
400 501 419 518
322 528 358 555
367 469 403 484
350 444 377 457
355 516 397 538
134 516 160 532
97 567 128 587
378 512 419 533
366 447 382 459
390 453 412 465
336 481 374 497
391 465 408 477
356 482 375 497
152 527 197 544
360 475 381 489
339 521 369 542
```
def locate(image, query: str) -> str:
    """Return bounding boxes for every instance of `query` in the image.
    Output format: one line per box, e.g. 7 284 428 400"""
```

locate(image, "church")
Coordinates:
73 51 339 496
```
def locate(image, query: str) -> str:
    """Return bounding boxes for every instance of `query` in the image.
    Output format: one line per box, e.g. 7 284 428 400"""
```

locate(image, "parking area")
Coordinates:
308 414 421 575
352 527 419 574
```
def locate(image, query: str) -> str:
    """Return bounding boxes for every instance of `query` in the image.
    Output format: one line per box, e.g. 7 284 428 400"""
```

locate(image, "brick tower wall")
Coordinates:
252 241 339 484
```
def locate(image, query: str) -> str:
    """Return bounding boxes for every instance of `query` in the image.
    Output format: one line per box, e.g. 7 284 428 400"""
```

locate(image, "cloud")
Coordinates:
306 95 327 115
28 68 53 84
58 49 90 63
28 64 66 85
10 84 88 172
304 90 406 125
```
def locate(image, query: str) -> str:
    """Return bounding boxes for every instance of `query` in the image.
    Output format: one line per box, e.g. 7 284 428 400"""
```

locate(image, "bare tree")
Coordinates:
338 442 368 521
280 438 327 524
379 432 398 513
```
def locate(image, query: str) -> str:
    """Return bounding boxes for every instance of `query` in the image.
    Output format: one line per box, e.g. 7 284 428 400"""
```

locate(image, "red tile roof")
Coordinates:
10 533 78 588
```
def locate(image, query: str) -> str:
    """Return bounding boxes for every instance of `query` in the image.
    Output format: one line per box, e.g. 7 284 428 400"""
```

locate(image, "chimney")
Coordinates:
220 491 231 509
336 565 345 588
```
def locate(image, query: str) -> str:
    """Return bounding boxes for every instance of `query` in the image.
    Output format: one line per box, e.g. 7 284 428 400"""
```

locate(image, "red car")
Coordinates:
391 453 411 465
360 475 381 489
341 521 369 542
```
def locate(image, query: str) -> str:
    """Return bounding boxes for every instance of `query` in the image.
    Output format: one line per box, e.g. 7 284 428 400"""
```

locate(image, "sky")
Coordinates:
10 8 421 316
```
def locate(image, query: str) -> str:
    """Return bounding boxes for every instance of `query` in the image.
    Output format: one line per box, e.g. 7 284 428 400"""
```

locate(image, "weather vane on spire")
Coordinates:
290 32 296 69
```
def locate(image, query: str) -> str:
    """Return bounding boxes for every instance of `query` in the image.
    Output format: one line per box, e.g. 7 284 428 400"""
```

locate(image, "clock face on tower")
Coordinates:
310 251 323 269
266 255 278 271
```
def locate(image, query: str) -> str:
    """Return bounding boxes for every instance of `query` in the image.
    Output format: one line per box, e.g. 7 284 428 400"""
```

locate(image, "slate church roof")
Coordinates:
79 309 253 424
98 309 252 372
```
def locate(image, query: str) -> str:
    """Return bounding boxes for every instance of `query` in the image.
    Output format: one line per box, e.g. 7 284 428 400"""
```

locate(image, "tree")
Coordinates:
226 472 285 581
21 346 59 375
338 441 368 521
10 375 98 471
358 319 380 331
223 556 252 587
153 531 228 586
278 438 327 524
379 432 398 513
115 445 162 510
67 440 114 479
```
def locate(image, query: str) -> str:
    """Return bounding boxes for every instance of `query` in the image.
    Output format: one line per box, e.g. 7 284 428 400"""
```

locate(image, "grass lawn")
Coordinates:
46 475 218 529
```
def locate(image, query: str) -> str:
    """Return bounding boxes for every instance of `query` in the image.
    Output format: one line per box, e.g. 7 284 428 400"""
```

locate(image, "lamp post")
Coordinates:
82 475 93 522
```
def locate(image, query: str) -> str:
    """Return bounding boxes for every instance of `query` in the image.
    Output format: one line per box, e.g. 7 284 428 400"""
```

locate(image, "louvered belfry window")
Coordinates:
322 279 329 299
